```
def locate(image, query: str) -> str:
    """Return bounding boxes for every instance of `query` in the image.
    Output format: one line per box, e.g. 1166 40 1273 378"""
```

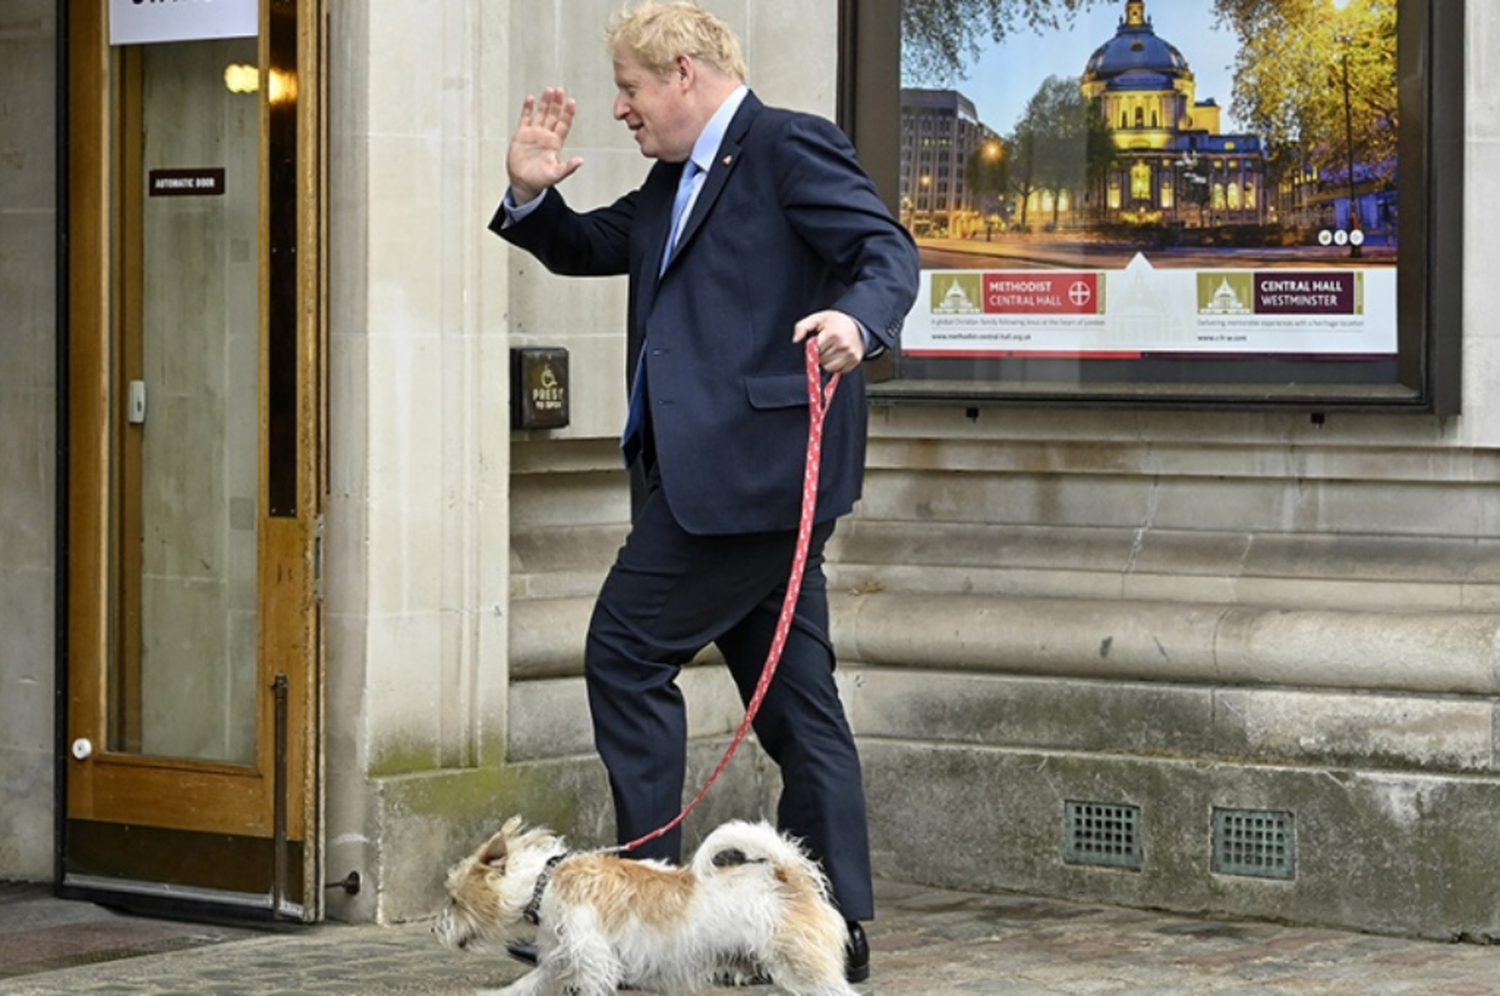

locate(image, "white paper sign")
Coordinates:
110 0 258 46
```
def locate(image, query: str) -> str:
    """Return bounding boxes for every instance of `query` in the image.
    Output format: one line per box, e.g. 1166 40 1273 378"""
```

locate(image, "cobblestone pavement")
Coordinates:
4 879 1500 994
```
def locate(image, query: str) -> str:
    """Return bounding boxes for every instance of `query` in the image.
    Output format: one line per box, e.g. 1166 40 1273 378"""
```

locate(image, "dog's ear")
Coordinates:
479 815 525 869
481 832 509 868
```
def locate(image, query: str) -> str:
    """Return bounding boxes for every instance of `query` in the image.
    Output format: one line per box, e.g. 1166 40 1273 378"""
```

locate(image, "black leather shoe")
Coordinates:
845 920 870 984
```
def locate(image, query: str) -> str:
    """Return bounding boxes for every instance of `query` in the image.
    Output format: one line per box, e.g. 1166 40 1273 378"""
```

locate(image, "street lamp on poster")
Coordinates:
982 140 1003 240
1331 0 1362 258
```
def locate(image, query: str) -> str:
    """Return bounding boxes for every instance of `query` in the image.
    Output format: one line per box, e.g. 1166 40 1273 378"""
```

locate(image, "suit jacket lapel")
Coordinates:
651 160 689 272
636 161 683 316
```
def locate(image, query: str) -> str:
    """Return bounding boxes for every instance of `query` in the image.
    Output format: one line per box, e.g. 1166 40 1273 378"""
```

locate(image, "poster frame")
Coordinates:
837 0 1463 414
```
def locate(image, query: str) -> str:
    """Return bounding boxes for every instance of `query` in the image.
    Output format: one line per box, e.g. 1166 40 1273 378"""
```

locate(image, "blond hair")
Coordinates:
607 1 748 82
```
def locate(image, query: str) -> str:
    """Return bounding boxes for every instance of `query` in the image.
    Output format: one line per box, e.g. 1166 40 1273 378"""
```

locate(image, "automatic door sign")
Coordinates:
148 168 227 197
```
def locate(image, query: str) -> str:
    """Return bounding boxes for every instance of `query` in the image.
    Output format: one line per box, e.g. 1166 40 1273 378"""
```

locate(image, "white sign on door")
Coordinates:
110 0 258 46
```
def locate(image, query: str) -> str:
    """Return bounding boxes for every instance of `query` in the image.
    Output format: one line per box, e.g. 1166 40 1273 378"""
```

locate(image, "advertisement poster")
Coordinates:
897 0 1397 360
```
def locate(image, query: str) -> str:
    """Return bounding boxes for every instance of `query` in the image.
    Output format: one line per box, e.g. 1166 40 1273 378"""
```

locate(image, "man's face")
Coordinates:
612 48 696 162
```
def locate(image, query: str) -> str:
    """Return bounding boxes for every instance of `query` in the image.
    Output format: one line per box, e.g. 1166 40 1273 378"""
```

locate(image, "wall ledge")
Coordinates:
831 592 1500 695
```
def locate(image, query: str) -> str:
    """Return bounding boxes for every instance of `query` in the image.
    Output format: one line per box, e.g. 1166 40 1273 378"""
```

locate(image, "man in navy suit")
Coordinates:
492 2 918 981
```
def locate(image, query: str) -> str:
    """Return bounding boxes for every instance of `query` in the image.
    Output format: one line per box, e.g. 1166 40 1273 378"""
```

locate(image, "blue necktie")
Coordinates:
623 161 702 465
661 159 701 272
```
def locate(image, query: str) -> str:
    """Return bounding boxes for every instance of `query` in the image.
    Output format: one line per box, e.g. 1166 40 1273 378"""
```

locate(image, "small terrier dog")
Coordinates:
434 816 860 995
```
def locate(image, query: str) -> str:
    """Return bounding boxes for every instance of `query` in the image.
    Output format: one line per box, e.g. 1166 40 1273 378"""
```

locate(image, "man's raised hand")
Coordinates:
508 87 584 205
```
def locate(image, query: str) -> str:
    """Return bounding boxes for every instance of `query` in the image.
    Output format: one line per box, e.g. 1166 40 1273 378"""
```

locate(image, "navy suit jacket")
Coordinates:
493 91 919 535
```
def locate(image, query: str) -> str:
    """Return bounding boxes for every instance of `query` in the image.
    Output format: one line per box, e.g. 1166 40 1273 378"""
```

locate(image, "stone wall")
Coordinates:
0 1 58 882
836 429 1500 939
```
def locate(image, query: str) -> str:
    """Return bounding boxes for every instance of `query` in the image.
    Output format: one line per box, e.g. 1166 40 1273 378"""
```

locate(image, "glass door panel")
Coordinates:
120 37 261 765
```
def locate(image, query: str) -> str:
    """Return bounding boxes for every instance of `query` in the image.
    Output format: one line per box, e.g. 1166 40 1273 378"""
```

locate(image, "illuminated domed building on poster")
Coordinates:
899 0 1273 237
1079 0 1266 228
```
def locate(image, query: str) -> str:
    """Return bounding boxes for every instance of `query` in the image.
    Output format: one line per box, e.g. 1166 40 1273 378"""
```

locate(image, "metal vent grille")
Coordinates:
1064 801 1142 870
1212 808 1295 880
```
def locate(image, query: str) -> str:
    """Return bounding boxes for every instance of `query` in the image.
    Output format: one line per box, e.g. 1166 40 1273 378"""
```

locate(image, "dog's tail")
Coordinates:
692 820 832 897
693 821 853 988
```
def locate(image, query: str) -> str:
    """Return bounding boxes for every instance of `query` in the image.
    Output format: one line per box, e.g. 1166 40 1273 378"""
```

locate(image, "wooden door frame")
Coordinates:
59 0 327 921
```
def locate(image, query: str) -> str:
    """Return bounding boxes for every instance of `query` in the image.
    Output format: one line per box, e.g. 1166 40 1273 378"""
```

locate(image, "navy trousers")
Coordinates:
584 473 874 921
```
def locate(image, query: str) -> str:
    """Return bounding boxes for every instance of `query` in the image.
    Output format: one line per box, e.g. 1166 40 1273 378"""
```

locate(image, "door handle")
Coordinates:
127 380 147 425
71 738 94 761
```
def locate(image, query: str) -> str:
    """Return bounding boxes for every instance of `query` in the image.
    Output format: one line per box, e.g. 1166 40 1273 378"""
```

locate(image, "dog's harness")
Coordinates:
523 853 567 926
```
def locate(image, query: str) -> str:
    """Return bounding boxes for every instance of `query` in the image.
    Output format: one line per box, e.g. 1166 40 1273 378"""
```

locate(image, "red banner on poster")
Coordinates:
982 273 1101 315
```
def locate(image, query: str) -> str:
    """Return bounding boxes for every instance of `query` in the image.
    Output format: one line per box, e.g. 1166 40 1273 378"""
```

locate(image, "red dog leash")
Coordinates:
620 336 840 854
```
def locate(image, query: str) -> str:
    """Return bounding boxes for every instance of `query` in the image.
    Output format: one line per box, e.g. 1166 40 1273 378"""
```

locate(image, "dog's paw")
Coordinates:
712 967 774 987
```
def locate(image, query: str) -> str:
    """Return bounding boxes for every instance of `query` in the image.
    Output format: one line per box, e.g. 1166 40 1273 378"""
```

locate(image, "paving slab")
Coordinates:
3 880 1500 994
